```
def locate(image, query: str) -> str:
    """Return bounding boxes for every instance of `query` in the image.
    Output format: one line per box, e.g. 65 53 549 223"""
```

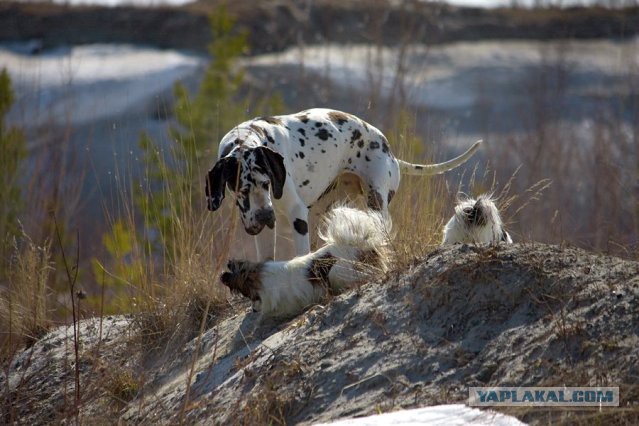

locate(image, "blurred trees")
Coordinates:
0 69 26 254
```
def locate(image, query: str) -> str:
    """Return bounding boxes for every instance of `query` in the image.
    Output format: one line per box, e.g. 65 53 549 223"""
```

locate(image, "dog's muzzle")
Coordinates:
255 208 276 229
245 209 275 235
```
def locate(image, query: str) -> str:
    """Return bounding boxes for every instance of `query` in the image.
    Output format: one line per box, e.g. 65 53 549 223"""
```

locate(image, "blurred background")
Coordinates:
1 0 638 322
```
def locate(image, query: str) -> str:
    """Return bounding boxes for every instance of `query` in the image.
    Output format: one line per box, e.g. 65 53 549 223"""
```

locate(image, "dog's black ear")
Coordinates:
205 157 239 211
254 146 286 199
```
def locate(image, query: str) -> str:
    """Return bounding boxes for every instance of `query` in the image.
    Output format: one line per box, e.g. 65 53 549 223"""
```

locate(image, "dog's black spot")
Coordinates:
265 132 275 144
299 152 305 159
298 128 306 137
388 170 392 177
299 138 305 146
238 193 251 213
369 141 380 150
351 130 362 144
367 190 383 211
365 155 371 162
307 253 337 288
357 140 364 148
242 151 251 160
327 111 349 126
356 151 361 158
387 190 395 204
245 172 257 185
382 141 389 153
296 114 309 123
321 149 326 153
258 116 283 126
315 122 323 128
251 164 266 175
315 128 329 140
294 219 308 235
348 158 352 164
302 179 310 186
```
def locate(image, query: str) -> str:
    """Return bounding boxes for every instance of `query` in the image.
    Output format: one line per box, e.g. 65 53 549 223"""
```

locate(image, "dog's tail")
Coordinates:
398 140 482 176
318 206 391 272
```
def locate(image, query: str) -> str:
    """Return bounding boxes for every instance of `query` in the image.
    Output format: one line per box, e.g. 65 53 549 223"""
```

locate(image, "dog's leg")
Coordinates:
288 203 311 256
255 226 276 261
365 181 393 220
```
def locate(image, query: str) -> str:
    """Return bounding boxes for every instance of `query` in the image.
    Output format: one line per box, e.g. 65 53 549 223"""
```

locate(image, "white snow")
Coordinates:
315 404 525 426
1 43 204 125
245 39 639 110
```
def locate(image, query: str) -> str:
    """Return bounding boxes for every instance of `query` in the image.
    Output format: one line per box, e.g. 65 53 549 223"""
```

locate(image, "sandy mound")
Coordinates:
3 243 638 424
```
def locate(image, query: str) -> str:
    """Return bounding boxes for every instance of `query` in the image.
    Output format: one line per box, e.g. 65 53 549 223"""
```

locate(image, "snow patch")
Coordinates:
315 404 524 426
1 43 204 125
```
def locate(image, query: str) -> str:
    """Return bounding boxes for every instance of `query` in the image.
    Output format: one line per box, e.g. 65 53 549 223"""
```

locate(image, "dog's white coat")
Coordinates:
442 195 512 245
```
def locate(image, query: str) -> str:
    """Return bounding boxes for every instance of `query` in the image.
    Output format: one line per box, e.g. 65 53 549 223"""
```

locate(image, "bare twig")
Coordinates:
54 216 81 420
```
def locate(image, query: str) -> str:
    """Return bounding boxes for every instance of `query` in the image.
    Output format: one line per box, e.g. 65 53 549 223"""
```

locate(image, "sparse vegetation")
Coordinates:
1 1 639 424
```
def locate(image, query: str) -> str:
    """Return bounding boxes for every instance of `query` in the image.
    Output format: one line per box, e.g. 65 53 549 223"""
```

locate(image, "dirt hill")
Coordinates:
2 243 639 424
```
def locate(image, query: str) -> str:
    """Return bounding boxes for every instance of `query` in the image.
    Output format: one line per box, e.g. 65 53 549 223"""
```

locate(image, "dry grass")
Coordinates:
0 229 53 359
100 143 238 350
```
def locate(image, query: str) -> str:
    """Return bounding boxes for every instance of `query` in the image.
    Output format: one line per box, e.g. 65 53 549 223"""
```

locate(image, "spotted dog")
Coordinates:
206 108 482 259
442 194 513 245
220 205 390 318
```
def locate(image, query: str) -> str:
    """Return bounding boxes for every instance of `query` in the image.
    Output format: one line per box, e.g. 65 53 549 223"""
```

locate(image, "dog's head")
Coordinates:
206 146 286 235
220 260 264 311
460 197 489 227
450 194 511 244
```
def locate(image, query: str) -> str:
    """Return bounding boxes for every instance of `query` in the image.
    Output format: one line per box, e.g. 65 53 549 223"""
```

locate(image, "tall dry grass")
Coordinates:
0 229 53 360
97 141 237 349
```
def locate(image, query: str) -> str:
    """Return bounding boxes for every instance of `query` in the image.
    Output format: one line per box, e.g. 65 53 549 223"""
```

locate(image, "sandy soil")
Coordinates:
3 243 638 424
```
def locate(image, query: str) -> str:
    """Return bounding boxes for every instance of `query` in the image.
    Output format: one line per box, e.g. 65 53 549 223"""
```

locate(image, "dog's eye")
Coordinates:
261 182 270 191
463 207 473 214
